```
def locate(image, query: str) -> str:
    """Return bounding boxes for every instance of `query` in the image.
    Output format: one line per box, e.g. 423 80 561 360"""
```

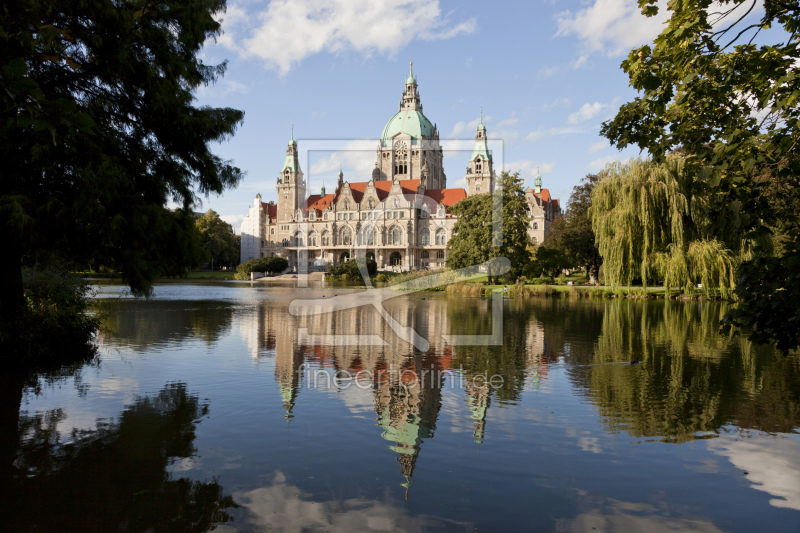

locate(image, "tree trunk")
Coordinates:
0 371 25 491
0 243 24 324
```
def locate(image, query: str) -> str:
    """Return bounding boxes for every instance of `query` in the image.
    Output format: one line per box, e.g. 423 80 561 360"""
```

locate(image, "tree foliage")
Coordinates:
590 156 739 296
195 210 239 267
544 173 602 283
235 257 288 279
600 0 800 349
0 1 244 326
524 246 569 281
447 171 531 283
326 258 378 283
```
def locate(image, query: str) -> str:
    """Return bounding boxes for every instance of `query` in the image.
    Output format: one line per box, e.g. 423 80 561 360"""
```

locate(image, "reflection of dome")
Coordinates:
381 110 434 146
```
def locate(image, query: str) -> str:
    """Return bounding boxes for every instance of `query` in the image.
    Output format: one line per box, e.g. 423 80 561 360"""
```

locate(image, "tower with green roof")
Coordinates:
276 130 305 243
465 110 494 196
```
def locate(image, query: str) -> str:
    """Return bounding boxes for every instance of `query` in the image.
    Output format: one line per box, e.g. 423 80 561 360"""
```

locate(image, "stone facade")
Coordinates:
241 65 561 270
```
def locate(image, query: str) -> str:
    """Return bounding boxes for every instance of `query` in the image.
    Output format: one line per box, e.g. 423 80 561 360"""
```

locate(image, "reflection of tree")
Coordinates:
9 383 237 531
578 300 800 441
100 300 235 349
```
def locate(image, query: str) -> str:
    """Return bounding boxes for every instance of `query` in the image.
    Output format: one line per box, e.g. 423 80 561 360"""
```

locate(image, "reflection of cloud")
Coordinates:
556 497 725 532
229 471 469 531
708 433 800 510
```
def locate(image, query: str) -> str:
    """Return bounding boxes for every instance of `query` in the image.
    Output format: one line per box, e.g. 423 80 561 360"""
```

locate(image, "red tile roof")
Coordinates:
424 188 467 207
306 194 334 213
261 202 277 219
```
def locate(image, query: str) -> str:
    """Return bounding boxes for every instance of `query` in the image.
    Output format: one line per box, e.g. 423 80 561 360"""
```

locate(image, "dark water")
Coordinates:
4 282 800 532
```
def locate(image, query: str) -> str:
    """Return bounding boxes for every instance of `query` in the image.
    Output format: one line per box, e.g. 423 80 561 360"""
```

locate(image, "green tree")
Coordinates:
525 246 569 281
600 0 800 350
544 174 603 283
590 156 739 296
447 171 531 284
0 2 244 328
235 257 289 279
196 210 239 268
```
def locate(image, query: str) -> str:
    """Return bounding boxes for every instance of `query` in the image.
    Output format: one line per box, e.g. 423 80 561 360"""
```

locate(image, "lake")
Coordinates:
5 281 800 532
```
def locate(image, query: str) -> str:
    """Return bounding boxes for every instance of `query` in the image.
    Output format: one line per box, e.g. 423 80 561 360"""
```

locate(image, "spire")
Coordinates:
321 181 326 196
535 167 542 193
478 107 485 131
289 125 296 146
406 60 416 84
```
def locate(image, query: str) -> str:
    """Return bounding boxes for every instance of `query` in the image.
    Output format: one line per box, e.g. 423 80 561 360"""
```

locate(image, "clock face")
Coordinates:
394 141 407 158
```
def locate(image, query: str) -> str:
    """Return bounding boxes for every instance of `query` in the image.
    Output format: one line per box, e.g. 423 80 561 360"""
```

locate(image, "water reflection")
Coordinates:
569 300 800 441
9 382 236 531
10 285 800 530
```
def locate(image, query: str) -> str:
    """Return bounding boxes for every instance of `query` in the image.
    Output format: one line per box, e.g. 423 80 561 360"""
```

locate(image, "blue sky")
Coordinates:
194 0 676 231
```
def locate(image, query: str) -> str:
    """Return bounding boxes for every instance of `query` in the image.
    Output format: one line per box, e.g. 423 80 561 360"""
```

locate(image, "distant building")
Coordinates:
240 64 561 270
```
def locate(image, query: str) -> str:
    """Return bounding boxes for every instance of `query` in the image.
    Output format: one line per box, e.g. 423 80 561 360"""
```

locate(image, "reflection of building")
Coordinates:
372 353 445 499
236 293 557 496
240 64 561 269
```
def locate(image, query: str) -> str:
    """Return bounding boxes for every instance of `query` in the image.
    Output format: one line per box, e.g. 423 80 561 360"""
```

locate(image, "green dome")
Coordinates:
381 110 434 146
406 72 416 84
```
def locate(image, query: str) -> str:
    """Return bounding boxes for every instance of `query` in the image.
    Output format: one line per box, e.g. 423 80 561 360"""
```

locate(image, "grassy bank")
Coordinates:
446 281 732 300
77 271 237 281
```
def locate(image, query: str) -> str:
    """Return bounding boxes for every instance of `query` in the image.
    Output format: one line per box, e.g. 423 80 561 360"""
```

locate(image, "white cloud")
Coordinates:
221 214 247 234
543 98 572 111
589 140 608 153
568 101 610 124
196 79 250 99
526 126 585 142
219 0 476 75
588 155 617 172
450 116 485 137
503 159 555 179
556 0 669 57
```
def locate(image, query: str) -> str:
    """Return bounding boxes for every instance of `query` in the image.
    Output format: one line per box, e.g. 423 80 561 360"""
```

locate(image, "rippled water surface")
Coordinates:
5 282 800 532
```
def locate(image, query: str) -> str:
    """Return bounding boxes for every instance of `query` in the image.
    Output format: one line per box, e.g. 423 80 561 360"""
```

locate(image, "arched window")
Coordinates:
281 238 289 247
437 250 445 259
322 231 330 246
390 226 402 246
365 226 375 246
421 251 429 259
390 252 402 266
308 231 317 247
294 231 303 246
532 236 538 244
435 228 446 245
341 227 352 246
419 228 430 245
533 222 539 230
368 198 375 209
421 204 430 218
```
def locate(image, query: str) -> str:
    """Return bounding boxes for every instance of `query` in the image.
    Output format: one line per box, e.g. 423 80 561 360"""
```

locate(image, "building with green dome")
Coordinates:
240 65 561 269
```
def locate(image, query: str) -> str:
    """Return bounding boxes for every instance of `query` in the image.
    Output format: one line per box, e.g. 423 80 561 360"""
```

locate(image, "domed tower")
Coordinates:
465 111 494 196
375 63 446 189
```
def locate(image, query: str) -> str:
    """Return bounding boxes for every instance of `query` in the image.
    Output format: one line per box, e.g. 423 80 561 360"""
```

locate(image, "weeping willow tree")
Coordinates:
590 155 743 297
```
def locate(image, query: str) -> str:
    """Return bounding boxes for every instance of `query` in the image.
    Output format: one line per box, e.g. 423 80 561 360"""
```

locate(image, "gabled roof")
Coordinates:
424 188 467 207
337 179 422 204
261 202 277 219
306 194 334 213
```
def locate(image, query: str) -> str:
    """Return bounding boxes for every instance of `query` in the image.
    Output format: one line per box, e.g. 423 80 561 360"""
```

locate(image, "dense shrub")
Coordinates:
327 259 377 283
0 267 98 366
235 257 288 280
